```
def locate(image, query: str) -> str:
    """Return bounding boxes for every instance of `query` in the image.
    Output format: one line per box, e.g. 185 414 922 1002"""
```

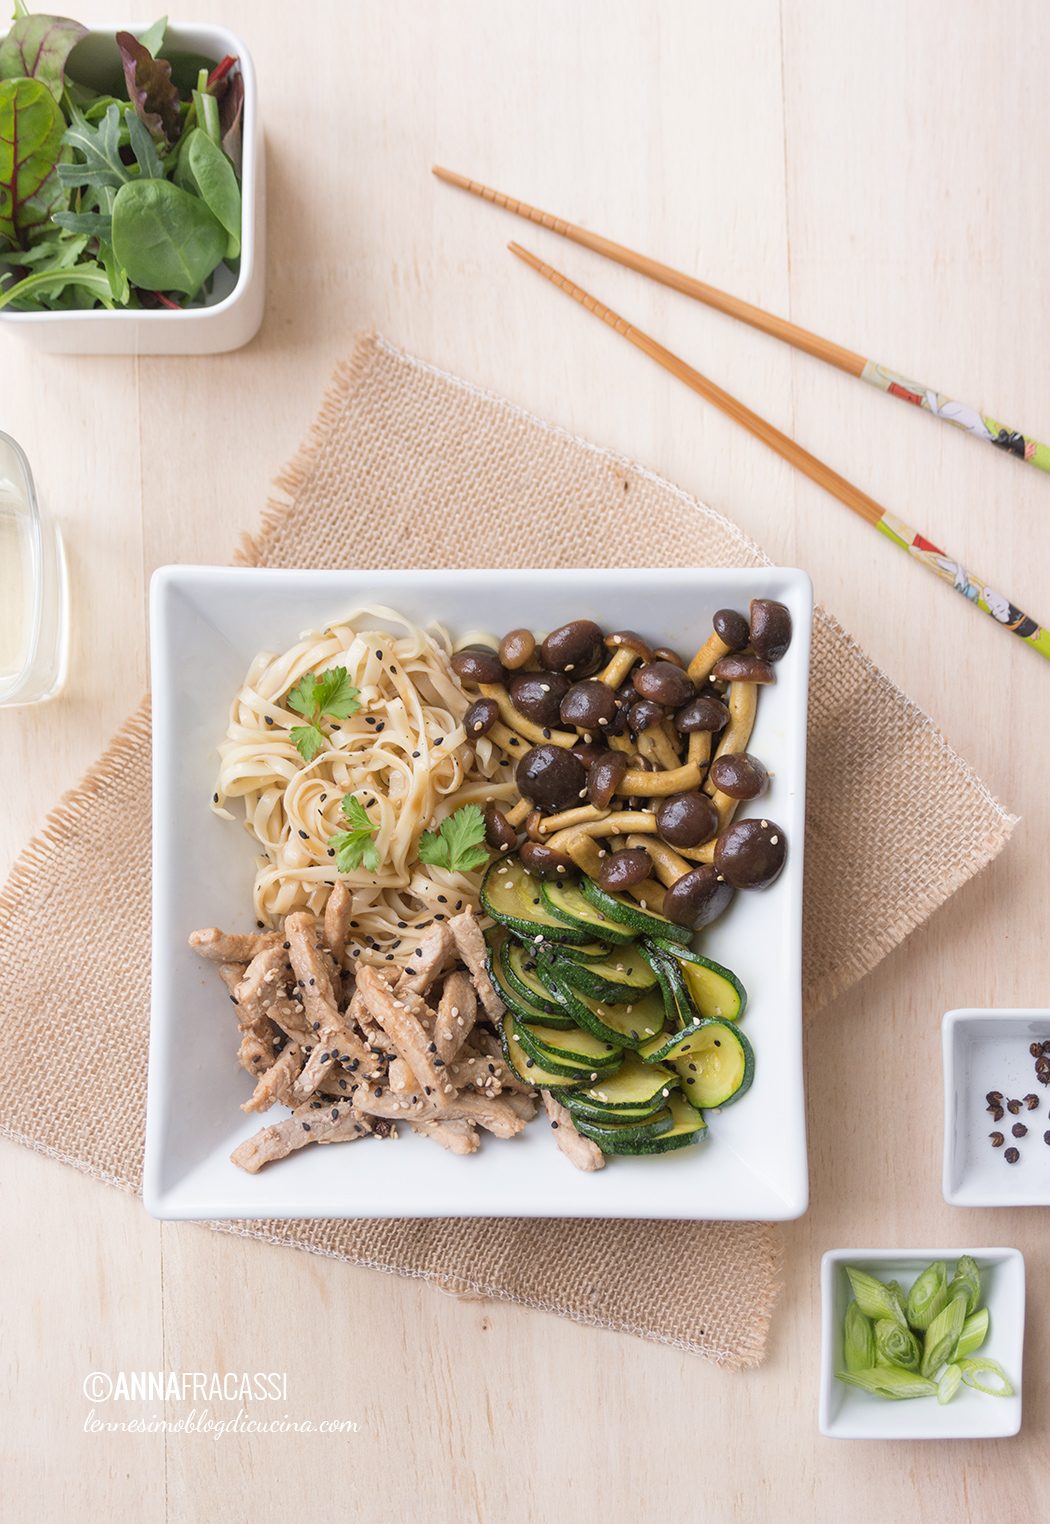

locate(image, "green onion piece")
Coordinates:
845 1267 907 1328
921 1294 967 1379
836 1368 938 1400
958 1357 1014 1397
906 1260 948 1332
953 1306 990 1361
937 1363 963 1405
844 1302 876 1372
874 1318 921 1371
947 1254 981 1316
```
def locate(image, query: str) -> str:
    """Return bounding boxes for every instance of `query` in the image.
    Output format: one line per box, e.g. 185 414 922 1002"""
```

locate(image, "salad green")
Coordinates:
0 5 244 310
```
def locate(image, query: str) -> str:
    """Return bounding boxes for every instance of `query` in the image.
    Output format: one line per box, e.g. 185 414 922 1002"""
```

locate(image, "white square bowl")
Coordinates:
943 1008 1050 1207
819 1248 1024 1440
0 22 264 354
145 565 812 1220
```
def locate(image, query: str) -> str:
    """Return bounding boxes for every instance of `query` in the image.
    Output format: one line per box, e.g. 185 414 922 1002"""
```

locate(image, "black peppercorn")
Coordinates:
989 1131 1005 1147
1044 1131 1050 1146
1030 1042 1043 1057
986 1089 1004 1104
1024 1093 1039 1110
1012 1122 1028 1138
1004 1147 1020 1164
1007 1098 1022 1115
988 1104 1004 1122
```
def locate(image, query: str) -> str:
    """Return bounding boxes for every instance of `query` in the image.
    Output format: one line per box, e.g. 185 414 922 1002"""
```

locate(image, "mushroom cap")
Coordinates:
499 628 537 671
483 802 519 852
540 619 605 675
749 599 793 663
627 698 666 735
711 653 777 684
632 660 695 708
605 629 654 660
674 694 730 733
519 840 576 879
451 646 506 686
559 678 618 731
597 846 652 892
586 750 628 809
708 752 769 800
509 670 571 727
714 817 787 889
464 697 499 737
712 608 750 651
515 744 588 813
663 865 735 929
655 790 720 848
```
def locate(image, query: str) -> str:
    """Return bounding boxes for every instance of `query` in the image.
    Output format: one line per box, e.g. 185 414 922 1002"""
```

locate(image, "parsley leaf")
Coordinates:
328 794 380 874
417 804 489 874
286 665 361 761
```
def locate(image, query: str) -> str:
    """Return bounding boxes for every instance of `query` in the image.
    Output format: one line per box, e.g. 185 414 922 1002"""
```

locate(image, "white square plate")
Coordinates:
819 1247 1024 1439
145 566 812 1220
943 1008 1050 1207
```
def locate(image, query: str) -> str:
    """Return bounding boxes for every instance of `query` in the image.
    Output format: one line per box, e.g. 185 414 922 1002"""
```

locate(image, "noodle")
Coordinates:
213 606 516 957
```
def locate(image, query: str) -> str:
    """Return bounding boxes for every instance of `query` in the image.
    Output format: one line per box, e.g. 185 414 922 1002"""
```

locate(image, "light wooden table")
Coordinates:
2 3 1047 1519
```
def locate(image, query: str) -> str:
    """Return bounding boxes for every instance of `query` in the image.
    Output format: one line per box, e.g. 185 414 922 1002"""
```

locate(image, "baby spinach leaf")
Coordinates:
116 30 181 144
0 78 66 248
0 260 113 311
58 103 130 191
111 178 225 296
0 13 88 102
178 128 240 258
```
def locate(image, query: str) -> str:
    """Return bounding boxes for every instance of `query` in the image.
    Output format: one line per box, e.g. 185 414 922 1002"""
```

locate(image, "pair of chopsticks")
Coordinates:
434 166 1050 663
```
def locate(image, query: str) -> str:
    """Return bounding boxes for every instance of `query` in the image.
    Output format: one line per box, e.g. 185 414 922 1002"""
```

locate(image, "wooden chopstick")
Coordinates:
508 241 1050 663
435 165 1050 475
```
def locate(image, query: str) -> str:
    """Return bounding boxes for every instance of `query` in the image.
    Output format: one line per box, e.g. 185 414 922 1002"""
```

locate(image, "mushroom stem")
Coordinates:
504 799 531 828
687 730 712 771
545 810 658 851
625 833 691 888
710 789 738 832
618 761 703 798
640 722 681 772
597 647 639 688
626 877 667 914
537 804 610 835
687 632 730 684
562 831 606 878
704 681 757 796
479 682 577 749
488 719 531 760
676 840 717 864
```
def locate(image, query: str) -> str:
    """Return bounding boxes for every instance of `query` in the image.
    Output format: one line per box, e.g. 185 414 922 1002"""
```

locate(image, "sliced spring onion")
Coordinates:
947 1254 981 1317
906 1260 948 1332
953 1306 990 1362
843 1301 876 1373
958 1357 1014 1397
836 1368 938 1401
920 1295 967 1379
845 1266 907 1329
937 1363 963 1405
874 1318 921 1372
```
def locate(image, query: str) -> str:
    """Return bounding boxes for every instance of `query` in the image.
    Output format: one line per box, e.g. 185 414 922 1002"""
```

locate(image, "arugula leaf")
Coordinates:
58 103 131 192
286 667 361 760
116 30 181 145
137 17 169 56
329 795 380 874
0 262 113 311
417 804 489 873
0 13 88 103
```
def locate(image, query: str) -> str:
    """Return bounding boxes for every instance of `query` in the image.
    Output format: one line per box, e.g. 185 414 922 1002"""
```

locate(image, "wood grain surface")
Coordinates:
2 3 1047 1520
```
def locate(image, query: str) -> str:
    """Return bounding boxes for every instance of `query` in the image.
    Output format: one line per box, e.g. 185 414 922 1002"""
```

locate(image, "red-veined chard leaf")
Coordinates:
0 77 66 249
215 68 244 171
0 12 88 102
116 30 181 145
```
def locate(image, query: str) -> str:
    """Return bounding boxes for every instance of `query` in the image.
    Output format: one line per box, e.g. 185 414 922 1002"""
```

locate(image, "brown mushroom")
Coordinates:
499 628 537 670
464 697 499 737
712 608 750 651
506 671 572 729
483 803 519 853
450 645 505 686
686 630 731 684
749 599 793 663
632 660 695 708
560 679 619 732
515 744 588 813
597 846 653 892
587 751 628 809
655 790 720 848
537 803 609 834
708 752 769 800
662 865 735 929
714 817 787 889
674 695 730 734
628 698 667 735
519 840 576 879
651 646 685 667
541 619 605 675
524 808 545 842
711 653 776 684
626 834 691 888
598 630 652 688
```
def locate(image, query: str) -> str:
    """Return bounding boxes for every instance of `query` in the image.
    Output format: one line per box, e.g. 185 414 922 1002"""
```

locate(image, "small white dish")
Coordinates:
0 22 264 354
145 565 812 1221
943 1008 1050 1207
819 1247 1024 1440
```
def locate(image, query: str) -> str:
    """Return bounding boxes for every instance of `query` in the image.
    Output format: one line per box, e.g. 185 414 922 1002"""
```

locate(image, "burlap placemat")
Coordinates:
0 334 1014 1368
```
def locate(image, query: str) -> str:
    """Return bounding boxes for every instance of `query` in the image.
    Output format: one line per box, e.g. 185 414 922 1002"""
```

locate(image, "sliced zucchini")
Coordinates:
481 857 596 945
550 942 659 1005
562 1090 666 1124
540 879 635 944
486 935 574 1028
589 1094 709 1155
548 939 621 964
515 1021 622 1079
673 1020 755 1109
647 939 747 1022
543 968 669 1050
498 1015 578 1089
575 1052 677 1111
501 938 565 1014
573 1106 674 1149
579 876 691 945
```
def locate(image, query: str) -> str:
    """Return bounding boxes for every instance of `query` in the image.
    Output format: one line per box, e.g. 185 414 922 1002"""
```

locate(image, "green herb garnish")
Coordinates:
328 795 379 874
0 10 245 312
287 666 361 761
417 804 489 874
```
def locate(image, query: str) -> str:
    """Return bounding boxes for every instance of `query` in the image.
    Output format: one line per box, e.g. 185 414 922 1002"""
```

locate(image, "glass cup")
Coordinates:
0 431 68 706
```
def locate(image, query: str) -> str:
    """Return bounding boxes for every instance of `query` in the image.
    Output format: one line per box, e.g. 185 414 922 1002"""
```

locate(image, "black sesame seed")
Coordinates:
298 829 308 840
301 1122 311 1132
376 650 383 660
331 1108 339 1121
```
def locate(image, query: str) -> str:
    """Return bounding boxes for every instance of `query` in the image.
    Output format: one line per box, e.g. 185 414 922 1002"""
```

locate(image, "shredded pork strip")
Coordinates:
448 908 504 1019
189 927 282 962
410 1119 480 1155
397 922 456 995
231 1101 372 1172
242 1042 302 1113
542 1091 605 1172
432 971 478 1063
355 965 454 1101
322 881 353 967
353 1082 529 1138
